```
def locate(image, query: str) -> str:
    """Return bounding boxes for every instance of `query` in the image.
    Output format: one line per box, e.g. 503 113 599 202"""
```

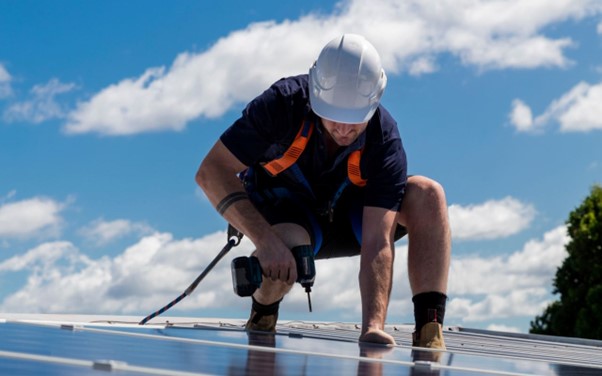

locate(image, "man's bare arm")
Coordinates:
358 206 398 344
196 140 297 284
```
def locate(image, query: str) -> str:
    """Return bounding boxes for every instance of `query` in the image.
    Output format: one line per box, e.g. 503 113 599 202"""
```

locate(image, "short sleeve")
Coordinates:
220 76 310 166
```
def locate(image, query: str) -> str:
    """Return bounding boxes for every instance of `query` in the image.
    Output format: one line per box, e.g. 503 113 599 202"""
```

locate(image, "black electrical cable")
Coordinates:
139 225 243 325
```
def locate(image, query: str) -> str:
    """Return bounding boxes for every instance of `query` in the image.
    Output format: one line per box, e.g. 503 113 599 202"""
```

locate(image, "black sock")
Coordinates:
251 297 281 323
412 292 447 331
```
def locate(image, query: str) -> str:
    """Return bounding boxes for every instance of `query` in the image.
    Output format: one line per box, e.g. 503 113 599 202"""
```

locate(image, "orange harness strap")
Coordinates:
347 149 367 187
262 121 314 176
262 120 367 187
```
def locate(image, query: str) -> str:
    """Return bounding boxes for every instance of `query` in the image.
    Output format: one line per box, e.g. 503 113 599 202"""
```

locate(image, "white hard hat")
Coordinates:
309 34 387 124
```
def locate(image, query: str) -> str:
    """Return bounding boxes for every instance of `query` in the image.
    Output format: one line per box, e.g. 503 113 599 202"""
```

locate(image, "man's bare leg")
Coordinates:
246 223 311 331
399 175 450 352
399 176 450 295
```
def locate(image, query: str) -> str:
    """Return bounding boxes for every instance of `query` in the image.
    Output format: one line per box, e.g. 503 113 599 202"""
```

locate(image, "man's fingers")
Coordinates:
267 267 279 281
260 256 297 284
287 261 297 284
265 266 286 282
271 266 296 284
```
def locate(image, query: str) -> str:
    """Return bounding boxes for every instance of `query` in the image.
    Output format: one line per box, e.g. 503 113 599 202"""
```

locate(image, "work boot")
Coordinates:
245 309 278 333
411 322 446 364
412 322 446 349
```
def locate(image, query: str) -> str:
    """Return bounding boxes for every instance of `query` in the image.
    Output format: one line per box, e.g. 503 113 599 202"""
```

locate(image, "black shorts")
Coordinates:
248 186 407 260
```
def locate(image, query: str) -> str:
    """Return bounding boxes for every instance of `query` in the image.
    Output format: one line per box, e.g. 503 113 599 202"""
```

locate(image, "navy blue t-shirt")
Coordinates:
220 74 407 211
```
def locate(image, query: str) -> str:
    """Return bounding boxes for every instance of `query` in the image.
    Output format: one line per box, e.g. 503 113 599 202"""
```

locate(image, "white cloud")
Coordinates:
447 225 569 324
598 21 602 34
0 63 12 99
3 78 76 124
448 289 550 325
452 35 572 71
0 231 251 314
407 56 438 76
63 30 322 136
553 82 602 132
79 218 154 245
511 81 602 133
450 226 567 296
509 99 535 132
63 0 602 136
0 241 79 273
0 196 66 239
449 197 536 240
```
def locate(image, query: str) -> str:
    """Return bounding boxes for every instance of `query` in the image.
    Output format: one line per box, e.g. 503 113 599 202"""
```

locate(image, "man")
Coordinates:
196 34 450 348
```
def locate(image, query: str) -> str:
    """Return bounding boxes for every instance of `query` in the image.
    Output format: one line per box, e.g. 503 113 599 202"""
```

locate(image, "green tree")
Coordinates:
530 185 602 339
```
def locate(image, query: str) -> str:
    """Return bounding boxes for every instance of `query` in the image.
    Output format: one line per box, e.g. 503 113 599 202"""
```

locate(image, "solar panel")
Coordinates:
1 315 601 375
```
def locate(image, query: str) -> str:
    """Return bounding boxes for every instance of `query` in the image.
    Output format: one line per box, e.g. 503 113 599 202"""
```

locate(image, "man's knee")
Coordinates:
407 176 446 206
399 176 447 226
271 223 311 248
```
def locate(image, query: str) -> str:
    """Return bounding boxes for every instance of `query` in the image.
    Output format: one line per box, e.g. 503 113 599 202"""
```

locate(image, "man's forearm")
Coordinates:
197 167 277 249
195 140 282 250
359 245 394 332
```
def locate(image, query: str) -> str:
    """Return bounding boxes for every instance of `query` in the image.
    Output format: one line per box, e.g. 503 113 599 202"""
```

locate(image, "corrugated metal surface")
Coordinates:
0 315 600 375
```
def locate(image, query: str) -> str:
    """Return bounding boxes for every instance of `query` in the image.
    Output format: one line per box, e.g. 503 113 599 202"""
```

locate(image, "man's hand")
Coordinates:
254 241 297 285
359 328 396 345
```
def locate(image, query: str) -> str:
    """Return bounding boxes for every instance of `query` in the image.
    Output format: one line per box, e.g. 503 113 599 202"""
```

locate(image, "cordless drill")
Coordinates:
231 245 316 312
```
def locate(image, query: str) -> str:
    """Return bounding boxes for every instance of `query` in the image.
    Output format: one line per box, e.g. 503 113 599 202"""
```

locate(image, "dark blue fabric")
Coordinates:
220 74 407 212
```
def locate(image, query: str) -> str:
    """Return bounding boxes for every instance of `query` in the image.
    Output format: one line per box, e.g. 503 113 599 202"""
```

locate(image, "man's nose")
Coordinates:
335 123 353 135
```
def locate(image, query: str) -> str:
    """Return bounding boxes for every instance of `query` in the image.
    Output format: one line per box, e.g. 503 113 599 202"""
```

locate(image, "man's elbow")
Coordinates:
195 159 211 190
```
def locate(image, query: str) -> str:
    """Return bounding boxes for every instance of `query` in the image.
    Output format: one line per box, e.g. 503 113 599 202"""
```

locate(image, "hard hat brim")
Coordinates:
309 90 378 124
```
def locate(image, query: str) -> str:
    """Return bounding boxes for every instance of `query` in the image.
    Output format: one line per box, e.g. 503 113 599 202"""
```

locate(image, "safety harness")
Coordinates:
262 118 366 186
259 118 366 223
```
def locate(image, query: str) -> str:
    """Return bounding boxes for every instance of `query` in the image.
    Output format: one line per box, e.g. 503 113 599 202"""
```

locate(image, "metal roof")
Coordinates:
0 314 601 375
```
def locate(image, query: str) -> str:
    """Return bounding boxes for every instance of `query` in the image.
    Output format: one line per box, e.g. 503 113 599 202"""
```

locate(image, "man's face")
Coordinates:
321 119 368 146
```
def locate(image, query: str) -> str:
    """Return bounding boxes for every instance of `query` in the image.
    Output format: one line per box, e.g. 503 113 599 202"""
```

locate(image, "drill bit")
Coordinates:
305 286 313 312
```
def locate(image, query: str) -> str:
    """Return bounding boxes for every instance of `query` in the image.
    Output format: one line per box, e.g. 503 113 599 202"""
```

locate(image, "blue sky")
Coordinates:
1 1 601 334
